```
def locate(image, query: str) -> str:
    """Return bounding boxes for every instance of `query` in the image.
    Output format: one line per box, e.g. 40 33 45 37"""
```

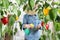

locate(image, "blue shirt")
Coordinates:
23 14 41 40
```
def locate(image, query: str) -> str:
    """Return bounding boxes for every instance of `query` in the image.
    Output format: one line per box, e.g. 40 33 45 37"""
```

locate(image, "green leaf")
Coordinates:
20 0 25 4
8 29 13 36
2 0 9 9
19 22 22 30
23 4 27 11
14 28 17 35
28 0 35 10
35 0 40 4
46 15 50 20
40 35 46 40
0 10 4 16
49 8 57 21
0 0 3 7
17 10 21 17
43 2 50 8
57 33 60 39
0 22 2 32
58 9 60 14
12 5 17 14
13 14 16 19
15 0 20 6
2 26 8 36
55 22 60 31
38 12 44 19
0 22 2 27
15 28 17 33
8 16 15 26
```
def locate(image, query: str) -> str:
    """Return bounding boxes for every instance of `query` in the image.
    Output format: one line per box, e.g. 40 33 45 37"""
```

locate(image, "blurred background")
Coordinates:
0 0 60 40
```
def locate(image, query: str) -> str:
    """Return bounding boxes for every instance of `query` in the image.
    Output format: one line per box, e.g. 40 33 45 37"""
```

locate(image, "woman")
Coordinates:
23 4 42 40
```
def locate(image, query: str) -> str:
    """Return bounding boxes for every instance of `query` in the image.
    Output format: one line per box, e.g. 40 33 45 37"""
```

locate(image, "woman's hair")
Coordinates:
24 4 39 15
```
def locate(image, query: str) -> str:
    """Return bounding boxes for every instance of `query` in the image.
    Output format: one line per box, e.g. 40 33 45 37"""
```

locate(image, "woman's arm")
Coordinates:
22 14 31 29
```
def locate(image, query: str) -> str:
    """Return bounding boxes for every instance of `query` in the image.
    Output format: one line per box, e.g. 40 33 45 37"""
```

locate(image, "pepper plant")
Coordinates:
0 0 60 40
0 0 22 40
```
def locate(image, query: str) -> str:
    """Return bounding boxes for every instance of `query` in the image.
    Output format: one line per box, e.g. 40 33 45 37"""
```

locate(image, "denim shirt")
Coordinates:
23 14 41 40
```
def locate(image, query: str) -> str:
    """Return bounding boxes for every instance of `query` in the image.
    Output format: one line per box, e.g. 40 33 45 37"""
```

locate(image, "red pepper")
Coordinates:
1 17 8 25
41 21 44 26
46 24 49 30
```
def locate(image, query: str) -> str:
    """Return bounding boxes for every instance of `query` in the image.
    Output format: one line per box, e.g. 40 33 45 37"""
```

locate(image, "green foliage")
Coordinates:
0 0 2 8
2 26 8 36
16 0 27 6
28 0 35 10
19 22 22 30
12 5 17 14
35 0 40 4
2 27 13 36
0 22 2 31
0 0 60 39
2 0 9 9
40 35 46 40
20 0 25 5
57 33 60 39
58 9 60 14
44 15 50 23
0 10 4 16
16 0 20 6
52 1 60 5
51 33 56 40
43 2 50 8
17 10 21 17
14 28 17 35
23 4 27 11
7 28 13 36
55 22 60 31
13 14 16 19
8 16 15 26
49 8 57 21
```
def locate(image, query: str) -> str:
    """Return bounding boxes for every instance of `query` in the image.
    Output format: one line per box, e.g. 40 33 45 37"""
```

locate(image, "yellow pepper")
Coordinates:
47 6 51 10
16 16 18 21
43 6 51 16
30 24 34 28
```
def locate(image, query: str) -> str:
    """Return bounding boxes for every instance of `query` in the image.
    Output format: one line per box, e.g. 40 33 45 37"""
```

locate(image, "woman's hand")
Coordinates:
24 24 31 29
24 24 34 29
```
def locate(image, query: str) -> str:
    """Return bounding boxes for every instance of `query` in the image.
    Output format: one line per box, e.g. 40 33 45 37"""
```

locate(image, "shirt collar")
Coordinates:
27 14 37 16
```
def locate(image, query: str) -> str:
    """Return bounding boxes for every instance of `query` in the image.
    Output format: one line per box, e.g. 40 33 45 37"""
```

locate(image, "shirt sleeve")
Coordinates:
33 14 42 31
23 14 27 24
22 14 28 30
